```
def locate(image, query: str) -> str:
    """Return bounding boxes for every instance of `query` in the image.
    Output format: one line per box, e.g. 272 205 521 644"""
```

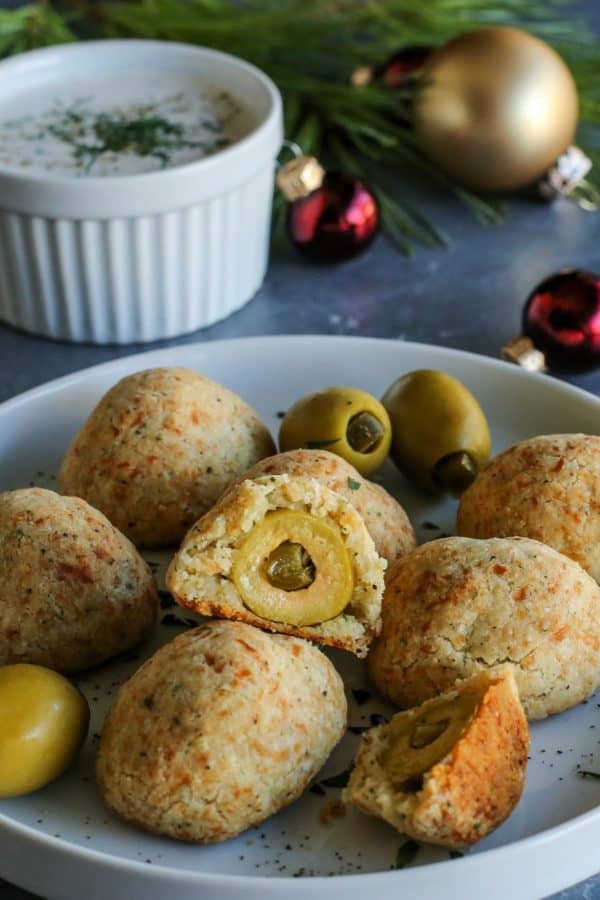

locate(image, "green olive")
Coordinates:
231 510 353 626
382 688 481 790
279 386 392 476
382 369 491 496
0 664 90 797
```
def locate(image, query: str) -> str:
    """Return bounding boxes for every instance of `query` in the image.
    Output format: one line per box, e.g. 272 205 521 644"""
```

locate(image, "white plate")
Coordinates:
0 335 599 900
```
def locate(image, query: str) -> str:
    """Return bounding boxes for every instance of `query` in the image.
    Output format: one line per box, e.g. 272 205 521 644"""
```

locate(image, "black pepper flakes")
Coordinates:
351 688 371 705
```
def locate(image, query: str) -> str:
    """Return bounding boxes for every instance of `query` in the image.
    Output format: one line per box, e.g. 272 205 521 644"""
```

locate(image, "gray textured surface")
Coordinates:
1 6 600 900
0 190 598 400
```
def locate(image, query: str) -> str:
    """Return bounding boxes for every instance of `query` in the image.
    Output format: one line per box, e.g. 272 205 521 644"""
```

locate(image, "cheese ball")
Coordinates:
368 536 600 719
0 488 157 673
458 434 600 583
344 667 528 849
167 474 386 657
226 449 416 568
60 367 275 548
97 620 347 843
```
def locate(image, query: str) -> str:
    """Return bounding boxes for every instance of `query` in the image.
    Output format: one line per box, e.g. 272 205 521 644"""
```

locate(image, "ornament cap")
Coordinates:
531 146 592 202
351 65 375 87
501 337 548 373
276 156 326 202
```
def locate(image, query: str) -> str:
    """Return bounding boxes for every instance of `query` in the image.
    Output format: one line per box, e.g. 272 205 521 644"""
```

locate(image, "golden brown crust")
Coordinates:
167 475 386 657
367 536 600 719
225 449 416 567
60 367 275 548
0 487 157 673
171 598 362 655
344 667 529 849
458 434 600 583
97 620 347 843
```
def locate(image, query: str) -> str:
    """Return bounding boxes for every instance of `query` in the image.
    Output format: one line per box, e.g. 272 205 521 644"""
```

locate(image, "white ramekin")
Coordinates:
0 40 283 344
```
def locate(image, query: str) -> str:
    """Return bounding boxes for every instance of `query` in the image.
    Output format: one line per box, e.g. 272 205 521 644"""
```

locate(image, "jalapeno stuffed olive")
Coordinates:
279 386 392 476
382 370 491 495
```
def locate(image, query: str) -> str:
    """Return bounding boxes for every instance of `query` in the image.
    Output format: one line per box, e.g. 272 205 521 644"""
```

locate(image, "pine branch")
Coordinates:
0 2 74 55
0 0 596 252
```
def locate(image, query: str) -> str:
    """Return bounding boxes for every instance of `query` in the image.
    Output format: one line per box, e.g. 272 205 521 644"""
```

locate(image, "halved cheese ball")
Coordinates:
0 488 157 673
60 367 275 548
368 536 600 719
225 449 416 568
167 474 386 657
97 620 347 843
344 667 528 849
458 434 600 583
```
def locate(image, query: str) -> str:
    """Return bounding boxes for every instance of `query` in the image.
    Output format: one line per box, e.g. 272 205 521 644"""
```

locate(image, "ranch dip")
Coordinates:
0 70 253 177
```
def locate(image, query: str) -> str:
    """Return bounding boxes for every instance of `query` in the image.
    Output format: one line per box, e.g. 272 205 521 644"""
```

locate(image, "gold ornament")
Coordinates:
413 27 579 193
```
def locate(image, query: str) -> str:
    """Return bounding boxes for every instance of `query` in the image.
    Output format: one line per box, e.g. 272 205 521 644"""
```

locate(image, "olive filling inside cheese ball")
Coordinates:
167 474 386 657
383 687 481 793
59 367 276 548
458 433 600 583
0 488 157 673
97 620 347 843
344 667 529 849
232 510 353 627
224 448 416 569
368 535 600 719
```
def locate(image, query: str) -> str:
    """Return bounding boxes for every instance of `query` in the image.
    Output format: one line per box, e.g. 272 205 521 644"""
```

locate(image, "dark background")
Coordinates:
0 2 598 403
0 2 599 898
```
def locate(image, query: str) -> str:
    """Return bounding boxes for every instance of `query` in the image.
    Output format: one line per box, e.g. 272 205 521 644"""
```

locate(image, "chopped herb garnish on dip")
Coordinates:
49 109 216 172
0 80 244 177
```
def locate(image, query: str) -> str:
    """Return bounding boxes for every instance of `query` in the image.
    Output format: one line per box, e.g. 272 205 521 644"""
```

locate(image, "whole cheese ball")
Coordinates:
60 367 276 548
0 488 157 673
368 536 600 720
458 434 600 583
226 449 416 568
97 620 347 842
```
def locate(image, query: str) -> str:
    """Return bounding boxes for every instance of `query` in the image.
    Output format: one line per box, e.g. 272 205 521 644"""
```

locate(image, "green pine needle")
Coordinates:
0 3 74 56
0 0 597 252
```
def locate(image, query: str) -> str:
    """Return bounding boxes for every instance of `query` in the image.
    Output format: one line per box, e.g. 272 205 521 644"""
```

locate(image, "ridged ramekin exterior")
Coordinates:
0 164 273 344
0 41 282 344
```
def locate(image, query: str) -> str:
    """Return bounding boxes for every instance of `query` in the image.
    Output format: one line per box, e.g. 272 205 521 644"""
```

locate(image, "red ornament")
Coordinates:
376 45 432 88
523 269 600 372
286 173 379 263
